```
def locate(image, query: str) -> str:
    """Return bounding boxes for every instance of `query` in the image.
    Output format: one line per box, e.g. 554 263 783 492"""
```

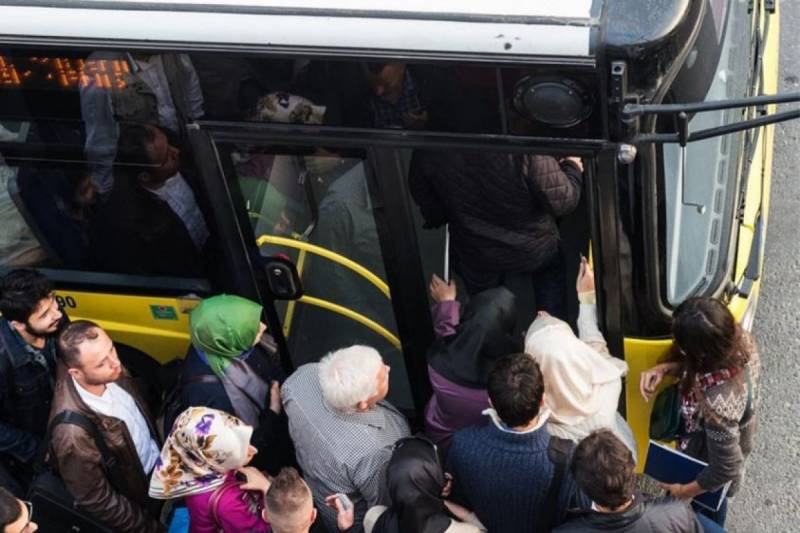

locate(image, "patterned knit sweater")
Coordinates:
684 334 761 496
446 422 586 533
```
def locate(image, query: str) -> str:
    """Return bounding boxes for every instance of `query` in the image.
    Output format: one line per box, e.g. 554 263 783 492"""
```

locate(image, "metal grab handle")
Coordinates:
297 295 401 349
256 234 390 299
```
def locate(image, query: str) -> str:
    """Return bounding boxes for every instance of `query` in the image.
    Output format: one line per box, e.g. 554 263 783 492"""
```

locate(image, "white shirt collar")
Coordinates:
482 407 550 434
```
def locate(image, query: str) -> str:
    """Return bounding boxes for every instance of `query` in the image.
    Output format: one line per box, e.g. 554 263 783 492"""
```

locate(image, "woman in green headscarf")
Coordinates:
181 294 295 474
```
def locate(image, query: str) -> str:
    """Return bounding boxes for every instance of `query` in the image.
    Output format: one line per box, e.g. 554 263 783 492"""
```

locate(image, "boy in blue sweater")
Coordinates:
446 353 588 532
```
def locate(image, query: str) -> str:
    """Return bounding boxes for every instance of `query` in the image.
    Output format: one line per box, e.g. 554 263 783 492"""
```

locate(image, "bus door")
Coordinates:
188 126 434 415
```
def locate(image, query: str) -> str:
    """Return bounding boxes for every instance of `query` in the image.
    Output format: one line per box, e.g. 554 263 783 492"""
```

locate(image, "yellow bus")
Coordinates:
0 0 795 462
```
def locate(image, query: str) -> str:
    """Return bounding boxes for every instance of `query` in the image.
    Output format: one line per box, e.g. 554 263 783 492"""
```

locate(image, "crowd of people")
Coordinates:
0 259 760 533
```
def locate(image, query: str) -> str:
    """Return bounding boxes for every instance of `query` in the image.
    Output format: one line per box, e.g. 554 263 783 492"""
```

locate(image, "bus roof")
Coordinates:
0 0 600 62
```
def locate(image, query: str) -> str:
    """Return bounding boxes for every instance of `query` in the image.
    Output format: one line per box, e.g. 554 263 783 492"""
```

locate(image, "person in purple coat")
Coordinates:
424 275 521 453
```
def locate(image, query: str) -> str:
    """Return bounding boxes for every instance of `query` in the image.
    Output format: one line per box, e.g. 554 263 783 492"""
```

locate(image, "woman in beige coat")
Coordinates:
524 258 637 458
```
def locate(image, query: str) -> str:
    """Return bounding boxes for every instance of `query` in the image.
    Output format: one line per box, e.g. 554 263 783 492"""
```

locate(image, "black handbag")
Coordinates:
27 411 119 533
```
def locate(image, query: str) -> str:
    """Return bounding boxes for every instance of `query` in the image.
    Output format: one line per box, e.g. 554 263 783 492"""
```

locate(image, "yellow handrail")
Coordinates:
256 234 390 299
281 249 308 339
298 295 401 349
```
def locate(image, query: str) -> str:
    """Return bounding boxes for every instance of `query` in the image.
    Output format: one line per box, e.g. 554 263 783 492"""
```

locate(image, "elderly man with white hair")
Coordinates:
282 345 410 533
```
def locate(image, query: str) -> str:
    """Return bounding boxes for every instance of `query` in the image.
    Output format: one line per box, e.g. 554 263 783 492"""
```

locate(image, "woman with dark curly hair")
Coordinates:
639 297 760 527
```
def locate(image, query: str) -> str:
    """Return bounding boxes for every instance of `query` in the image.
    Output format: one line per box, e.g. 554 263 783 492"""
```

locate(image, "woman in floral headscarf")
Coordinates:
149 407 271 532
181 294 295 474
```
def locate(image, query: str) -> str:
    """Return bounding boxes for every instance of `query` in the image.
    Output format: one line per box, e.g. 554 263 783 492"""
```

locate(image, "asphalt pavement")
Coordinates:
727 2 800 531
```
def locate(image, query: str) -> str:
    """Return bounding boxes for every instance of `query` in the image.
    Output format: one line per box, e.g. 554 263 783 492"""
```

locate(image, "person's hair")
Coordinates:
318 345 383 412
571 429 635 509
0 487 21 527
265 467 312 533
58 320 101 368
364 62 389 75
487 353 544 428
0 269 53 323
117 122 159 166
666 297 751 389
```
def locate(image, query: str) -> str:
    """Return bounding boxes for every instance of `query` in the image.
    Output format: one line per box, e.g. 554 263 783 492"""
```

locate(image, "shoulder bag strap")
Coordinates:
49 410 125 489
538 437 571 533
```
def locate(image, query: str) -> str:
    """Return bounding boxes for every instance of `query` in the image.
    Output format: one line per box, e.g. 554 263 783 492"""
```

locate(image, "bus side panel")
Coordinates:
733 1 780 284
54 289 192 364
623 337 671 471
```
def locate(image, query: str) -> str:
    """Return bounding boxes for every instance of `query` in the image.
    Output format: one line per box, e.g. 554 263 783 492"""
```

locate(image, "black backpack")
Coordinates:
27 411 122 533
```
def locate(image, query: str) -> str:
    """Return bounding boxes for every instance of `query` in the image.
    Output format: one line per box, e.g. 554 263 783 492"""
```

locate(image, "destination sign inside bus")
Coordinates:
0 56 130 90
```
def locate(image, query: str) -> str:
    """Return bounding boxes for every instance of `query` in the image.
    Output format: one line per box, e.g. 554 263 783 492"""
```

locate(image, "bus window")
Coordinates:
187 53 503 133
661 3 752 304
218 141 415 410
0 49 214 291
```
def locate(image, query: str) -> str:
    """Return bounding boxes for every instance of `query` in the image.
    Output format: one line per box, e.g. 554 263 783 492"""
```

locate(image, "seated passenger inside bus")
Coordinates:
80 51 204 196
90 123 211 277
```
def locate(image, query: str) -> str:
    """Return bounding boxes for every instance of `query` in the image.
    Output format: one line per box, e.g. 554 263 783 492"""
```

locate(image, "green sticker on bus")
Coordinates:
150 305 178 320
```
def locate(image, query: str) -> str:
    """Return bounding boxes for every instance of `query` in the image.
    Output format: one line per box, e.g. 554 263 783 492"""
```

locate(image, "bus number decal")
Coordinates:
55 295 77 309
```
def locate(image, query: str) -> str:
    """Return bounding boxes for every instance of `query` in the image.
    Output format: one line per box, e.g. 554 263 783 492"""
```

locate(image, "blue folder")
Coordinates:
644 440 730 511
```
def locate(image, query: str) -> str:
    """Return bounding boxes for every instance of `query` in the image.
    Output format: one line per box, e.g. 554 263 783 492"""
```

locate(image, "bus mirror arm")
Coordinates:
630 107 800 146
622 91 800 146
736 210 764 299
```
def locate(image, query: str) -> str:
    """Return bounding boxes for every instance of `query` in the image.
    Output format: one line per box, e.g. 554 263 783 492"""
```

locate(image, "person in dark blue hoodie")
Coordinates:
446 353 588 533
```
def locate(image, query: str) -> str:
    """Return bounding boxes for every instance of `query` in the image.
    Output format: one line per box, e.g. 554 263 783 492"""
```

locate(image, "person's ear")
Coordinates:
540 392 546 409
9 320 26 335
261 508 269 524
67 367 82 381
355 401 369 413
310 507 318 524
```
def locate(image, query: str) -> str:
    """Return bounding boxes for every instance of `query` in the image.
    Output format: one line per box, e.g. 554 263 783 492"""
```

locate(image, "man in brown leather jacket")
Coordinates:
48 320 163 533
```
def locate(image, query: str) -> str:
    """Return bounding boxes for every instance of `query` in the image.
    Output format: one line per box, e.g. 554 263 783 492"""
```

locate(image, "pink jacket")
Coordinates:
185 472 270 533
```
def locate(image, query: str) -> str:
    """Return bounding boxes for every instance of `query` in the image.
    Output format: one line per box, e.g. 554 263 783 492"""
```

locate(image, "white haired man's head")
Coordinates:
318 345 390 413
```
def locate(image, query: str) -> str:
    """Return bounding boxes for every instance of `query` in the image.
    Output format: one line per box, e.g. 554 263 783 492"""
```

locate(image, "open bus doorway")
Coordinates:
405 148 592 341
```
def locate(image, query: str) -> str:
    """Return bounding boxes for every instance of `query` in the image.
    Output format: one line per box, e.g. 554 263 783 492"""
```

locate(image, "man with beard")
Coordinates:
0 269 65 495
49 321 162 532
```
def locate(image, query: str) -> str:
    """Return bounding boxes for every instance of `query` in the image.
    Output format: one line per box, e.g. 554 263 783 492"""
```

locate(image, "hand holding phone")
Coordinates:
325 493 355 531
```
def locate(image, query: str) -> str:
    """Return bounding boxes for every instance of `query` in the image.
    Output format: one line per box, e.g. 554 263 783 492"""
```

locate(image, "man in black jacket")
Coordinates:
0 269 64 495
555 429 714 533
409 150 583 318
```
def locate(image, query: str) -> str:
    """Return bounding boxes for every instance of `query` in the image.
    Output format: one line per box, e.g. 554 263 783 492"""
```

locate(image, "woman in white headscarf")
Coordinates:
524 257 637 459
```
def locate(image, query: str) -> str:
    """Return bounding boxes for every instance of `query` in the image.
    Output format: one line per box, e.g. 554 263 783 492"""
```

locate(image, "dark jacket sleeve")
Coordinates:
524 156 583 217
250 409 296 476
51 426 163 533
409 153 448 228
0 368 39 462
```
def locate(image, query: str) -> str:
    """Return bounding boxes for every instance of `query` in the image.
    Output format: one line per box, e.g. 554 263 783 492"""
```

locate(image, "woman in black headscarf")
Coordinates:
424 275 521 452
364 437 486 533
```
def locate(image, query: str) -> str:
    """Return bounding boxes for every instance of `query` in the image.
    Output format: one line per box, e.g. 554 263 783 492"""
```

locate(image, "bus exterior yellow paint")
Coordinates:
54 289 193 364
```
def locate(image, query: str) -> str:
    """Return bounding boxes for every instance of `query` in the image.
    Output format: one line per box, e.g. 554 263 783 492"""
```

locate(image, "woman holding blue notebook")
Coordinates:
640 297 760 528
